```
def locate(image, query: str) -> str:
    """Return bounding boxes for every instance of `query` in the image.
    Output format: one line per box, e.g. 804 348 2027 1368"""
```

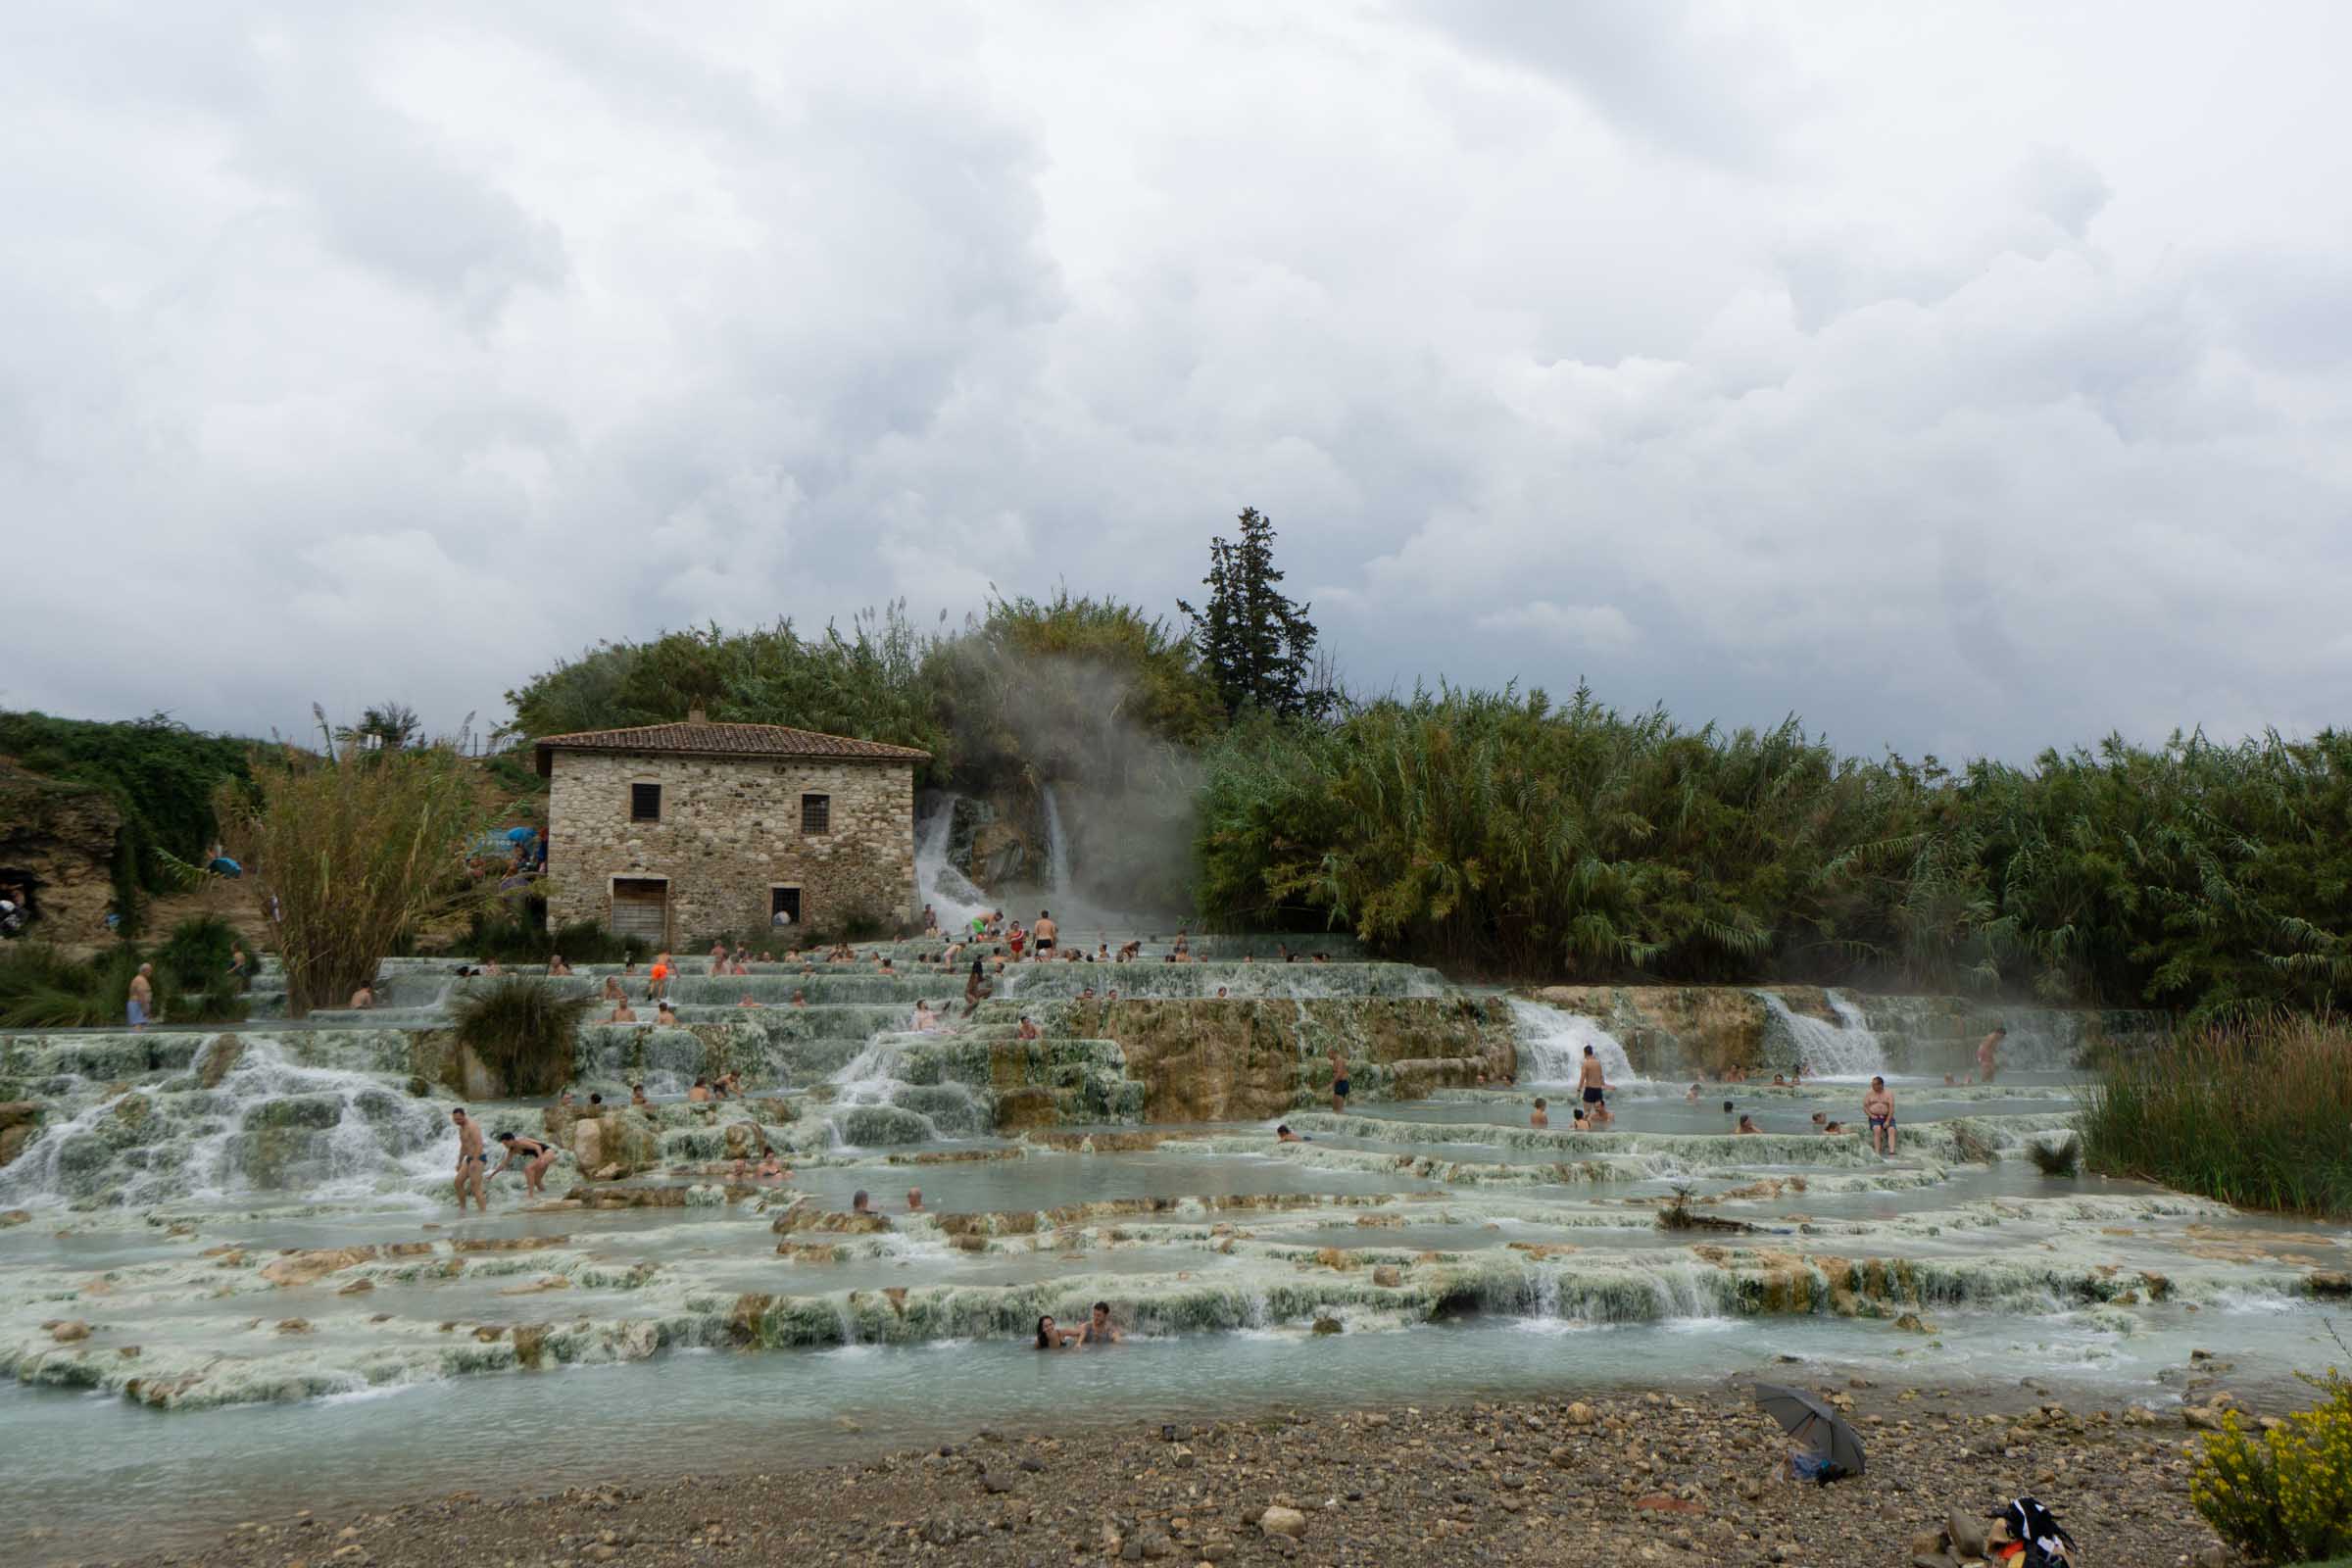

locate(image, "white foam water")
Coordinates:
913 797 992 934
1041 783 1072 898
1757 990 1887 1081
1507 1000 1642 1086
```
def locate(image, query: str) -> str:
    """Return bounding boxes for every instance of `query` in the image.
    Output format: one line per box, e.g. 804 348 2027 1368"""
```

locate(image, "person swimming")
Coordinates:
1736 1114 1761 1135
1035 1313 1078 1349
1530 1097 1549 1129
1275 1123 1309 1143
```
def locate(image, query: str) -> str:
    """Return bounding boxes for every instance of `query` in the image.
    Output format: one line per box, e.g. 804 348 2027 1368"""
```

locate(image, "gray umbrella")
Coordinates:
1751 1383 1867 1477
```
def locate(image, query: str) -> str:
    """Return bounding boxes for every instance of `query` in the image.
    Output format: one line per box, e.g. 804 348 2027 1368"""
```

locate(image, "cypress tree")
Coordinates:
1178 508 1330 720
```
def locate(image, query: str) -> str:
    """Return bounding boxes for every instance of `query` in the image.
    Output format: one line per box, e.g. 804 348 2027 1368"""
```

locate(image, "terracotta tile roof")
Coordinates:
533 721 929 774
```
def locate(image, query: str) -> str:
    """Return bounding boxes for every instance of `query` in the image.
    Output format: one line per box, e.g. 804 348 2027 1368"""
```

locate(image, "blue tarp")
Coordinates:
208 857 243 877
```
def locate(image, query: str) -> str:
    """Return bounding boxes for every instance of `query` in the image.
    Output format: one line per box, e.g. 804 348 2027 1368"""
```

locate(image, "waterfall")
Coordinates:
1756 990 1887 1080
913 797 991 933
1507 1000 1642 1086
0 1036 453 1209
1041 783 1072 898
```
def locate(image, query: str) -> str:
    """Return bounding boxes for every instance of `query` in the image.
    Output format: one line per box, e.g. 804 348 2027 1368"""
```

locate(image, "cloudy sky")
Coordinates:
7 1 2349 760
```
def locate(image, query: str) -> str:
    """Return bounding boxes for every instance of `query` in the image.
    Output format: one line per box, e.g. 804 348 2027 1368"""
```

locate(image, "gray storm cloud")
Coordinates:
4 0 2350 760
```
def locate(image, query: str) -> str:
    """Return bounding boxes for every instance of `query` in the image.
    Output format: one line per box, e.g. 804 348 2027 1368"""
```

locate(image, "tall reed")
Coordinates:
215 719 497 1015
2079 1013 2352 1216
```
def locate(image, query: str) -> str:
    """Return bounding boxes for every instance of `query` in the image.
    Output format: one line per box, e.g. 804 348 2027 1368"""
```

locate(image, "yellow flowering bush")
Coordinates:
2191 1369 2352 1561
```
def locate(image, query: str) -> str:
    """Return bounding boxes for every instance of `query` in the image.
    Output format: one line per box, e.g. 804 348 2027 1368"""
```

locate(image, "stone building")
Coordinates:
534 713 928 946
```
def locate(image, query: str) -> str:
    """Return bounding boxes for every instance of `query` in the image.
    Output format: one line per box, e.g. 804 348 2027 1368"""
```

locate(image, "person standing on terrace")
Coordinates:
1328 1047 1351 1113
126 962 154 1032
1034 909 1057 955
1578 1044 1611 1119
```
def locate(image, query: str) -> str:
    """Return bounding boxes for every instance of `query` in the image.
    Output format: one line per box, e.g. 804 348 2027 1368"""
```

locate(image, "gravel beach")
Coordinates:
77 1386 2231 1568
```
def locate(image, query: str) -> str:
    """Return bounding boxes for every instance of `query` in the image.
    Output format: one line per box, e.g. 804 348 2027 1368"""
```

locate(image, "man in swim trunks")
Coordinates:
1079 1299 1123 1345
1577 1044 1610 1118
1033 909 1056 954
451 1108 488 1211
126 962 154 1031
491 1130 559 1197
1863 1074 1897 1155
1328 1048 1351 1113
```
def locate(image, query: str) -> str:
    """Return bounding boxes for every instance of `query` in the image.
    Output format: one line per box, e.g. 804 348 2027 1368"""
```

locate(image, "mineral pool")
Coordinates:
3 931 2345 1560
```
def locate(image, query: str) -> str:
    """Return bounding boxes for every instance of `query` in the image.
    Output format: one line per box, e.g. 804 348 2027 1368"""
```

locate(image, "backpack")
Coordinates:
1996 1496 2076 1566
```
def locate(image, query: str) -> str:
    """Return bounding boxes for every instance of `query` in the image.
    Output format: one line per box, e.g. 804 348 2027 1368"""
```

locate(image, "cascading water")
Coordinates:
817 1032 987 1146
0 1037 453 1209
1040 783 1072 898
1507 1000 1642 1086
913 797 992 933
1756 990 1887 1080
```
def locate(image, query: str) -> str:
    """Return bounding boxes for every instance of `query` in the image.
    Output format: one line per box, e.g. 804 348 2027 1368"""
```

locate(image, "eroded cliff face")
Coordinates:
1065 996 1515 1122
0 761 122 944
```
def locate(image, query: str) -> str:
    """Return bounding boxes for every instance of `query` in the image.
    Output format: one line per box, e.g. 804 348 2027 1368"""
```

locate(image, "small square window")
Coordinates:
630 783 662 822
801 793 831 834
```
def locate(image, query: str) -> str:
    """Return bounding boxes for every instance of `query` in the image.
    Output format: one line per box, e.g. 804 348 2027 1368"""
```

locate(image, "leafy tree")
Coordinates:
1178 508 1331 721
335 702 422 753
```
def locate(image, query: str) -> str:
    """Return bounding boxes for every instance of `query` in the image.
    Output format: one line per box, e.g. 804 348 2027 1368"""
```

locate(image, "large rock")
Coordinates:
0 1104 41 1168
193 1036 245 1089
259 1247 379 1288
569 1110 658 1178
1256 1506 1307 1540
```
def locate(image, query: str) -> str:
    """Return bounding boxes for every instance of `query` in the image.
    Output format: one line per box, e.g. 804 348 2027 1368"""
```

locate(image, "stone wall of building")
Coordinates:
542 752 916 945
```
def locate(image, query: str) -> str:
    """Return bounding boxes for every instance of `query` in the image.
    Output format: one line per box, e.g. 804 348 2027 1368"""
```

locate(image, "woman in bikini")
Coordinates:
491 1131 559 1198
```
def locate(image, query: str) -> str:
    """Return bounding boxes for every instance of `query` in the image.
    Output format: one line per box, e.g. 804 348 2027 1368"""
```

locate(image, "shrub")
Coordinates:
2026 1136 2081 1176
451 978 593 1097
2192 1369 2352 1561
2080 1014 2352 1216
0 932 246 1028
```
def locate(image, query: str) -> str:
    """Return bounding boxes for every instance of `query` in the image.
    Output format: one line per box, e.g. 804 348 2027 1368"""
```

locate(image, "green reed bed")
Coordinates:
2080 1014 2352 1216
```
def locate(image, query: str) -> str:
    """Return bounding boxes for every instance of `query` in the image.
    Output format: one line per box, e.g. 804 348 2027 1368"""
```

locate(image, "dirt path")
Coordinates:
85 1389 2223 1568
